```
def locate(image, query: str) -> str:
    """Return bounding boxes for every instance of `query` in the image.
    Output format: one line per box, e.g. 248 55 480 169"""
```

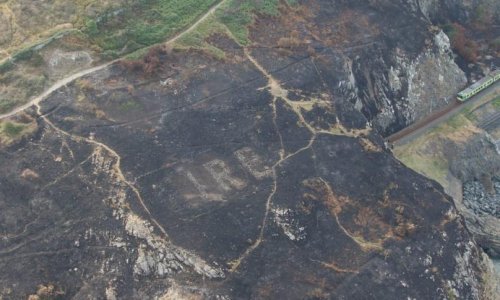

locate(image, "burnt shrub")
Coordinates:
444 23 478 63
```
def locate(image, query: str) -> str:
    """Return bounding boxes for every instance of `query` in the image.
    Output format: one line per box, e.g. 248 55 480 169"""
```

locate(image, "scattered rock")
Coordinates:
20 168 40 181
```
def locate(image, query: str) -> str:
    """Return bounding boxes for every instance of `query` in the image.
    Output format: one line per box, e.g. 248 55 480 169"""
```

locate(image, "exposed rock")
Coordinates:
353 29 466 135
46 50 93 78
20 168 40 181
463 178 500 218
447 132 500 183
405 0 500 23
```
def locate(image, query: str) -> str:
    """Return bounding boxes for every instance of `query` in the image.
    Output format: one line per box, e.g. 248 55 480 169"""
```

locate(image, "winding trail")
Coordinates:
3 0 376 276
0 63 116 120
0 0 228 277
30 75 224 279
228 49 374 272
33 101 170 237
0 0 227 121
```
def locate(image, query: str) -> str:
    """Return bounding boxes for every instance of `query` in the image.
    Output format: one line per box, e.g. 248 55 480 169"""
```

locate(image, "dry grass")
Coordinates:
394 114 480 187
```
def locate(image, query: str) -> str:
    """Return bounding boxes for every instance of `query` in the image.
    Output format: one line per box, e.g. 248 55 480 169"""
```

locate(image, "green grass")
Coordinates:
119 99 142 111
83 0 219 54
1 0 296 116
0 120 37 145
0 60 14 73
0 99 18 115
446 114 470 129
2 122 26 138
174 13 228 58
492 96 500 108
461 106 477 121
84 0 288 54
216 0 281 45
395 144 449 187
175 0 292 57
442 23 457 40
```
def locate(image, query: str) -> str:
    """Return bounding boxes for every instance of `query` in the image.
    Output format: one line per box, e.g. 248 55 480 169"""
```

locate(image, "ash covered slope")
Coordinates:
0 0 497 299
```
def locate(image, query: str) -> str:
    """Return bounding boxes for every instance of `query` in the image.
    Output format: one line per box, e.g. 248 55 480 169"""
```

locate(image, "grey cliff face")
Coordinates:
351 28 466 135
406 0 500 23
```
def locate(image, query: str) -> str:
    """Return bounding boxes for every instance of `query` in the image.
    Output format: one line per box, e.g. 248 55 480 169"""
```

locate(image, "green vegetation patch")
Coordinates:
0 120 37 146
1 0 296 116
174 13 228 59
446 114 470 129
83 0 220 56
174 0 294 57
491 37 500 51
216 0 281 45
2 122 25 137
119 99 142 111
492 96 500 108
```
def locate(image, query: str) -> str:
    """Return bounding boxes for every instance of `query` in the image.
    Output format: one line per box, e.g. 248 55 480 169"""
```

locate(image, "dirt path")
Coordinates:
0 3 228 277
0 0 227 121
228 49 376 272
165 0 226 46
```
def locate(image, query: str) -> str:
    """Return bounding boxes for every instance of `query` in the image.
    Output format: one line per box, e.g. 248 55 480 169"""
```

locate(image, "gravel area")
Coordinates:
463 178 500 217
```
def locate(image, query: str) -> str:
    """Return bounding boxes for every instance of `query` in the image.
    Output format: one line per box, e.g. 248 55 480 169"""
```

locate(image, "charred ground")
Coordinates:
0 0 498 299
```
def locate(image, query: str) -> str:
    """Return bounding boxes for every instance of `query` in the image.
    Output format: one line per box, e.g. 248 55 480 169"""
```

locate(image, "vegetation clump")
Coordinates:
443 23 479 63
120 45 172 76
3 122 25 137
0 119 37 146
216 0 281 45
82 0 219 57
492 96 500 109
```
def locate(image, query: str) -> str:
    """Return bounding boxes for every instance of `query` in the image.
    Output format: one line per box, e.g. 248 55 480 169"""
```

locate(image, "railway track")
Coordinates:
386 100 461 143
478 111 500 131
387 80 500 145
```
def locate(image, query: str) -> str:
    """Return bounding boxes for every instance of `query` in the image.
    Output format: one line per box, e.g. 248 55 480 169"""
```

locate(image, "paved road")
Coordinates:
0 0 226 121
388 80 500 146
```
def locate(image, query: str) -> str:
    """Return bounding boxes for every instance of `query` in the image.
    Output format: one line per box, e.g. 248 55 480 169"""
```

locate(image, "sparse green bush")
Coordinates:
491 37 500 52
14 48 34 61
25 76 47 98
0 61 14 74
472 4 494 30
443 23 478 63
217 0 281 45
3 122 25 137
119 99 142 111
83 0 219 52
492 96 500 108
30 53 45 67
0 99 17 114
84 19 99 37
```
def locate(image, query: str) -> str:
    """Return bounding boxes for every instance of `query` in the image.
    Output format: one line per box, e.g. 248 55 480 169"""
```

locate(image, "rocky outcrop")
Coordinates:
442 131 500 257
406 0 500 23
447 132 500 183
352 29 466 135
351 0 499 136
